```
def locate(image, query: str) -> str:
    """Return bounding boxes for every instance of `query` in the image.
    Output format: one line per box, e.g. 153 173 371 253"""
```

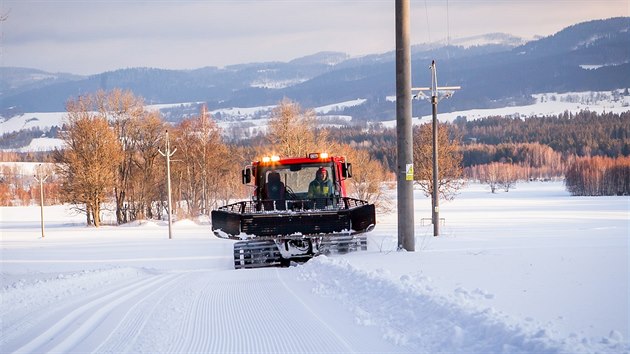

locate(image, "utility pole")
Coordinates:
159 130 177 239
34 164 48 239
395 0 415 251
413 61 460 236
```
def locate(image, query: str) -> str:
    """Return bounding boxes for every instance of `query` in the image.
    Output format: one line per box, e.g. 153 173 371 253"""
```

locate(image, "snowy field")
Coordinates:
1 181 628 353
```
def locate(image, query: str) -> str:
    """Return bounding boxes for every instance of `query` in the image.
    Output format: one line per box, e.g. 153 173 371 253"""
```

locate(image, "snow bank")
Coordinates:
299 256 628 353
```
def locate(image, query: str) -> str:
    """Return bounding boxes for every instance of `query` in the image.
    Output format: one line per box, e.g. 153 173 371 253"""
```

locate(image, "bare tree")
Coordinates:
55 96 122 226
267 98 327 157
95 89 146 224
413 123 464 200
128 110 166 219
336 144 391 209
500 164 518 192
172 106 229 217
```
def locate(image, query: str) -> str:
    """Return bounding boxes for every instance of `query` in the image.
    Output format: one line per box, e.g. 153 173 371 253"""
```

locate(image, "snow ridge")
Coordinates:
298 256 625 353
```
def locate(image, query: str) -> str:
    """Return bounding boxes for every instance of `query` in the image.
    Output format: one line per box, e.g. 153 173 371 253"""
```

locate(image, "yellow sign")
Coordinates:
405 164 414 181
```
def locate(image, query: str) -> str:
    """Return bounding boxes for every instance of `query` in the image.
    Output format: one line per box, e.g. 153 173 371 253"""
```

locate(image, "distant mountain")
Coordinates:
1 17 628 120
0 67 84 100
289 51 349 66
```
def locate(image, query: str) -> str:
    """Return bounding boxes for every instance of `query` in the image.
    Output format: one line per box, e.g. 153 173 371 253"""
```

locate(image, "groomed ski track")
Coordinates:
1 257 576 354
2 264 410 353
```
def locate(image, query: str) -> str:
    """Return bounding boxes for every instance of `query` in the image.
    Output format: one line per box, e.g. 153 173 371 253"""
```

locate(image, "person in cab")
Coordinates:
308 167 333 199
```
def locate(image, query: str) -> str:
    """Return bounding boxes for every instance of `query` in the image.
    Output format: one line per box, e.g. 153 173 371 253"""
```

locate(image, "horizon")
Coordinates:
2 1 627 76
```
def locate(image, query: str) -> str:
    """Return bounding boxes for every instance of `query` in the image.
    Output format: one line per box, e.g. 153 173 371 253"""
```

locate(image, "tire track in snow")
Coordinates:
9 272 179 354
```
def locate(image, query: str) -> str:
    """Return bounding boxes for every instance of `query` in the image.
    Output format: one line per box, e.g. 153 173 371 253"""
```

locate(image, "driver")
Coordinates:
307 167 333 198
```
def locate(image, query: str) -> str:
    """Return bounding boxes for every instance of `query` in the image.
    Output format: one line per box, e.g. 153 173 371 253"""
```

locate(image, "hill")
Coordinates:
1 17 627 120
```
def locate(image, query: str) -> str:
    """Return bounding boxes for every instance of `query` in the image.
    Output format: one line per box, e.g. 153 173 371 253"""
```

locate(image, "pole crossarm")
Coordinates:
413 86 461 96
412 61 460 101
413 86 461 91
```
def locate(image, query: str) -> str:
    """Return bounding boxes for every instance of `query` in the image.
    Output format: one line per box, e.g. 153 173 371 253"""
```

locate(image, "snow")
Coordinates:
10 137 66 152
0 161 49 176
0 112 67 135
383 89 630 126
314 99 367 114
1 181 628 353
210 104 276 118
250 78 309 89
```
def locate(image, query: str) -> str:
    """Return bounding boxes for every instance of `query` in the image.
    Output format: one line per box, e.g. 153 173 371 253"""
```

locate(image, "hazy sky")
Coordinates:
1 0 628 75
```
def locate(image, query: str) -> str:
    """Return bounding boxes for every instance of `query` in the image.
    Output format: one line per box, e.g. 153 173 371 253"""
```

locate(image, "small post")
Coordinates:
413 60 461 237
34 164 49 239
159 130 177 239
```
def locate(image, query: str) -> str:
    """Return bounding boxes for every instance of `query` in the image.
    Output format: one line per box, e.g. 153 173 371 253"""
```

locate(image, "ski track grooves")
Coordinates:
4 267 400 353
91 272 187 353
162 269 359 353
9 272 180 354
275 268 355 353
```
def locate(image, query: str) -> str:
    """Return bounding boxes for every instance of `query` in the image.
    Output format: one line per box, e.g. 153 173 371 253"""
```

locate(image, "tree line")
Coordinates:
453 110 630 157
1 93 628 212
565 156 630 196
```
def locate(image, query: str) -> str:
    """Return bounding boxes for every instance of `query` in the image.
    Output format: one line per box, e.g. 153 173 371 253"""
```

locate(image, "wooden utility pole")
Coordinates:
159 131 177 239
395 0 415 251
413 61 460 236
34 164 49 238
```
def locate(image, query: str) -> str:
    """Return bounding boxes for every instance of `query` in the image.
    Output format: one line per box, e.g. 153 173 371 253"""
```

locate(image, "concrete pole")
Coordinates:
395 0 415 251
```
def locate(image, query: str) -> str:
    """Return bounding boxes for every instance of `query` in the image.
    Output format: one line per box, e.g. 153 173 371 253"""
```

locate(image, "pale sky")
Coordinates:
1 0 628 75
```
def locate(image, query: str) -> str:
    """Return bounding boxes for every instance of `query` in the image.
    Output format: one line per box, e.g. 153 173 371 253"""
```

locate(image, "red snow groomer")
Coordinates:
211 152 376 269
